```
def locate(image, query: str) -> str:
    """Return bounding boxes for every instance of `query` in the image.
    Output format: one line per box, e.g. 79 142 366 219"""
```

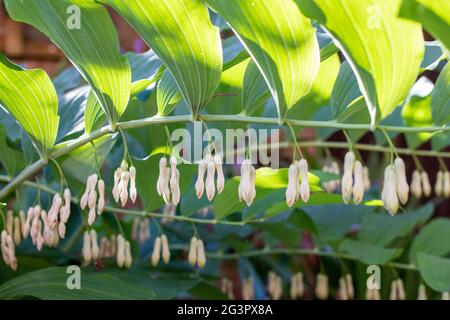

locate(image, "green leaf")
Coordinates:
339 239 403 265
213 167 321 220
241 60 272 116
207 0 320 119
0 54 59 157
431 63 450 126
57 86 89 141
258 222 301 247
417 253 450 292
402 94 434 149
299 0 424 124
303 204 375 243
157 70 184 116
358 204 434 246
399 0 450 51
331 61 361 118
5 0 131 127
104 0 222 115
0 267 199 299
288 53 341 120
0 126 25 176
409 218 450 264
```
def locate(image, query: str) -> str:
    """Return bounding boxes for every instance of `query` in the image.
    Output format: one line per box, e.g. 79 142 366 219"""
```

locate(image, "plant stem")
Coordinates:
2 113 450 199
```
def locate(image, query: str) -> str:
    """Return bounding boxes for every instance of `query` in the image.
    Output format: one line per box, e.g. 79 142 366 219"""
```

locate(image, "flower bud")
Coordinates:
88 189 97 210
124 241 132 269
116 234 125 268
286 162 299 207
341 152 355 204
196 239 206 268
88 207 96 226
82 231 92 265
435 171 444 196
394 158 409 204
161 234 170 264
418 284 427 300
339 277 349 300
352 161 364 205
389 280 398 300
170 168 181 205
298 159 310 203
13 217 21 246
214 155 225 194
421 171 432 197
315 274 329 300
90 230 99 260
396 279 406 300
112 168 121 202
195 159 207 199
411 170 422 198
345 274 354 299
188 236 197 266
245 166 256 206
205 161 216 201
382 165 399 215
442 292 449 300
238 160 251 202
19 210 29 239
97 179 105 215
58 222 66 239
151 236 162 266
363 166 371 192
162 167 171 204
290 274 298 300
129 166 137 203
120 171 130 207
444 171 450 197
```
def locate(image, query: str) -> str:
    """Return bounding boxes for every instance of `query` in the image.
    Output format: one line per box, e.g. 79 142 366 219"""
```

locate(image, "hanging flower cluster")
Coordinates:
434 170 450 197
341 152 366 205
157 156 181 205
195 154 225 201
151 234 170 266
389 278 406 300
1 230 17 271
99 235 117 259
286 159 310 206
381 158 410 215
116 234 132 269
188 236 206 268
220 278 234 300
267 271 283 300
131 217 151 244
315 273 329 300
290 272 304 299
1 189 70 270
241 277 254 300
112 161 137 207
81 174 105 225
365 288 381 300
338 274 354 300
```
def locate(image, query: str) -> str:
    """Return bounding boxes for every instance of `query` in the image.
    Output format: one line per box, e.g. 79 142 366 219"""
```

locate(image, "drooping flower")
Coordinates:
341 152 355 204
417 284 427 300
435 171 444 196
411 170 422 198
214 155 225 194
382 165 400 215
161 234 171 264
394 158 409 204
151 236 162 266
238 159 256 206
315 273 329 300
421 171 432 197
352 161 364 205
298 159 310 202
196 239 206 268
286 161 299 207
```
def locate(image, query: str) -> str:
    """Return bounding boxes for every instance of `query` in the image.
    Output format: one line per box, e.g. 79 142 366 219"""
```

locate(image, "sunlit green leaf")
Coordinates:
431 63 450 126
103 0 222 115
299 0 424 124
0 54 59 157
207 0 320 119
5 0 131 127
